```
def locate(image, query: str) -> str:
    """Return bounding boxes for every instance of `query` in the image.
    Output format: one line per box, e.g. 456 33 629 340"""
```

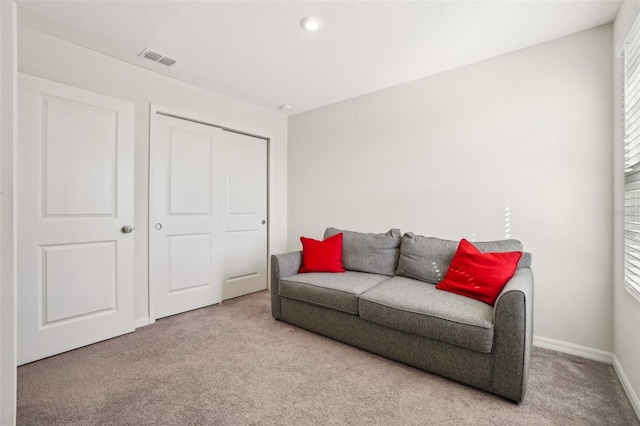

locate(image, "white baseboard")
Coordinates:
532 335 613 364
613 356 640 420
135 317 150 329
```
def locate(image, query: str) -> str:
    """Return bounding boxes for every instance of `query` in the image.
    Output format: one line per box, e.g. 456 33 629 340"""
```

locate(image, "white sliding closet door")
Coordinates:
151 113 267 320
17 74 135 365
221 130 268 301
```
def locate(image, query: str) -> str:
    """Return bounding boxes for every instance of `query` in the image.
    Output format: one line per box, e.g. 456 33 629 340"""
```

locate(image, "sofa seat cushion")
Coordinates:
359 277 495 353
279 272 390 315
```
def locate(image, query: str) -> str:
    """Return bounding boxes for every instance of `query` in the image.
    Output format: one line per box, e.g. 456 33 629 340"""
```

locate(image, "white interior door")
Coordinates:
17 73 135 365
151 113 267 320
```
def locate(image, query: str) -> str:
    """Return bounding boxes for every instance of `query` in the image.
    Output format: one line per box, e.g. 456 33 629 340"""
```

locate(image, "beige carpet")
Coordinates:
17 290 639 426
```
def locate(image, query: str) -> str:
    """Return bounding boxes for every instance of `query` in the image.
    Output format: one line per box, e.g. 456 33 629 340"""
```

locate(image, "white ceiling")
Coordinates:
16 1 621 115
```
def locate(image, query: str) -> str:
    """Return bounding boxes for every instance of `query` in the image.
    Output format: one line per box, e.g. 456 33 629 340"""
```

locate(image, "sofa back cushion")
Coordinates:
324 227 402 276
395 233 524 284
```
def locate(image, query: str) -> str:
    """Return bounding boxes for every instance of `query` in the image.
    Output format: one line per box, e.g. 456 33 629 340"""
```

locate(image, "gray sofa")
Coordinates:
270 228 534 402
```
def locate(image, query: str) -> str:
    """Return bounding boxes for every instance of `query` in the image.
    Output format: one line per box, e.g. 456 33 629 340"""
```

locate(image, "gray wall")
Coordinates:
0 2 17 425
288 25 614 352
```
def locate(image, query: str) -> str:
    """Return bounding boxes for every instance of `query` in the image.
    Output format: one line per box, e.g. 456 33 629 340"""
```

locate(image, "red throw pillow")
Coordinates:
299 233 346 273
435 239 522 306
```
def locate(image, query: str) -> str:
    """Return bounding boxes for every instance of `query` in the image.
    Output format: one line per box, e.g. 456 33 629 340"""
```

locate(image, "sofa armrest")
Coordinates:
491 267 534 402
270 251 302 319
495 267 533 307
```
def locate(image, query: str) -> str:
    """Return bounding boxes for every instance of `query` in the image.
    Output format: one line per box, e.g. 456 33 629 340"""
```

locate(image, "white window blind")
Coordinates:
624 25 640 299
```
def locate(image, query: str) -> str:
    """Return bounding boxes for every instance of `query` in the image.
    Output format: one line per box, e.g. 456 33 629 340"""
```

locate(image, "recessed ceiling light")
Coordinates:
300 16 323 32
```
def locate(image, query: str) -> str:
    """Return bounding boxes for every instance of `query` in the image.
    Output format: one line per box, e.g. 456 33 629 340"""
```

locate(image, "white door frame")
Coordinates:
148 104 270 324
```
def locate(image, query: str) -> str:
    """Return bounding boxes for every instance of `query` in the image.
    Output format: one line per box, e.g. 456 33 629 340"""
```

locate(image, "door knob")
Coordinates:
155 223 162 230
122 225 134 233
261 220 266 225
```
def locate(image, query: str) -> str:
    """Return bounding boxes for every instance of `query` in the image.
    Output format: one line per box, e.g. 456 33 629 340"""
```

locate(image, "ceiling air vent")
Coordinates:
158 57 177 67
138 48 178 67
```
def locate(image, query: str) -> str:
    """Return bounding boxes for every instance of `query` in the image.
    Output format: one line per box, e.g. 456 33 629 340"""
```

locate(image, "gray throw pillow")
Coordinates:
395 233 524 284
324 228 402 276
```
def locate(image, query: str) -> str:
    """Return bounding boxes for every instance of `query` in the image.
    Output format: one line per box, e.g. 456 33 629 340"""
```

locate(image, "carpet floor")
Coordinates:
17 290 639 426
